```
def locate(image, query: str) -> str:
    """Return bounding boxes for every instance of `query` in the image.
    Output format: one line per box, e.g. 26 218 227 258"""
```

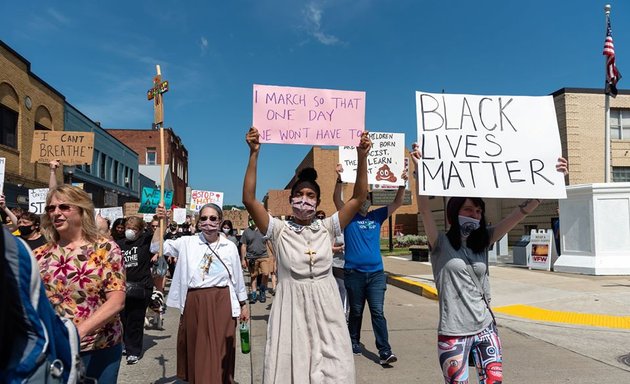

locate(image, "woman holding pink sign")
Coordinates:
243 126 371 383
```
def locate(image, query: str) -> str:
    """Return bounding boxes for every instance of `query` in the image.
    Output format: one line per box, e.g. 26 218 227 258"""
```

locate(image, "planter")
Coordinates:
409 245 429 262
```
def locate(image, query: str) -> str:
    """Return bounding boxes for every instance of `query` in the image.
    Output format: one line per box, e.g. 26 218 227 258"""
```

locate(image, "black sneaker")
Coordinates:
352 344 362 355
379 352 397 365
269 288 276 296
249 292 257 304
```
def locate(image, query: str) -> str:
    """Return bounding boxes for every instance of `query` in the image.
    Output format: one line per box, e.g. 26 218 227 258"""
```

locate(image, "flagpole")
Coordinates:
604 4 611 183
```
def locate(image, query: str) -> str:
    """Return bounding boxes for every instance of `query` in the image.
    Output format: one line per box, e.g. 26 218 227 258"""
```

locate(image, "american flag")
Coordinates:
603 17 621 97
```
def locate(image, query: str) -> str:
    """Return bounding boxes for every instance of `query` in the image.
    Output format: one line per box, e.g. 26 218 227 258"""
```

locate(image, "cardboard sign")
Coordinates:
139 187 173 214
190 190 223 212
28 188 49 214
124 202 141 218
0 157 5 194
416 91 566 199
95 207 124 224
527 229 557 271
339 132 406 186
253 84 365 146
173 208 187 224
223 209 249 229
31 131 95 165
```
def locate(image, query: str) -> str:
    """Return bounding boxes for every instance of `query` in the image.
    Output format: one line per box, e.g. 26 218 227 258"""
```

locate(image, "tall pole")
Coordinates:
605 4 612 183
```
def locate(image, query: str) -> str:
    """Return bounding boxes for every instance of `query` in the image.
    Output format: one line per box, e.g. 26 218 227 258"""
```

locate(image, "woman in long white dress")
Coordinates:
243 127 371 384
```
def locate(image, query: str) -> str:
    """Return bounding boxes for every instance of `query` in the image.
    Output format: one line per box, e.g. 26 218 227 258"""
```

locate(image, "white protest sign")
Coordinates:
416 91 566 199
95 207 124 224
190 190 224 212
143 213 156 223
372 158 410 190
29 188 49 214
173 208 187 224
339 132 406 187
527 229 557 271
0 157 5 194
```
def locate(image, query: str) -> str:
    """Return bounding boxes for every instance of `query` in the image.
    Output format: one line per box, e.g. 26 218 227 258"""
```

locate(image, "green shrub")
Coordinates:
394 234 428 248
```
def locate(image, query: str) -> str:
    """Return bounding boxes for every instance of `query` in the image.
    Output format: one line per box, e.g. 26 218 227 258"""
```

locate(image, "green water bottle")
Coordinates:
240 321 250 354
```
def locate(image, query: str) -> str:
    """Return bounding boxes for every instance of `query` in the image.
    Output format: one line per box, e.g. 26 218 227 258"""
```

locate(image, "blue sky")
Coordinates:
1 1 627 205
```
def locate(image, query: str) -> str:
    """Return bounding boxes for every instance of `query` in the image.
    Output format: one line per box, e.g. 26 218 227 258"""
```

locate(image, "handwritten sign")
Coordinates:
30 131 95 165
252 84 365 146
173 207 187 224
190 190 223 212
28 188 49 214
416 91 566 199
124 202 141 218
339 132 406 186
139 187 173 214
223 209 249 229
0 157 5 194
95 207 124 224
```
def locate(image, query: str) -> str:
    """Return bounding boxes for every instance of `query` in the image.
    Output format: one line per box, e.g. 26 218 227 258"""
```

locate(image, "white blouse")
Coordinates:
151 233 247 317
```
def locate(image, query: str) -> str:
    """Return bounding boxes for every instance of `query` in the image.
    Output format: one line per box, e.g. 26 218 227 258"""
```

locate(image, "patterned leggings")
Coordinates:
437 324 503 384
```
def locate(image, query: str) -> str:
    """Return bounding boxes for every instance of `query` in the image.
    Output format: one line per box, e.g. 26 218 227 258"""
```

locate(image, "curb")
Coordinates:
386 272 438 300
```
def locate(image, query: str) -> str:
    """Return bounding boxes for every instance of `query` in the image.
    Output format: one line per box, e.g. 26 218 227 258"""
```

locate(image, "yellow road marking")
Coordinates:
494 304 630 329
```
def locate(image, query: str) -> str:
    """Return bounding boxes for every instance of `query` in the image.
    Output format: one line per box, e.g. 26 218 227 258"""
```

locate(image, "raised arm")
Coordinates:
490 157 569 244
338 132 371 229
242 127 270 234
49 160 60 189
387 171 408 217
0 194 18 229
333 164 345 211
411 143 439 248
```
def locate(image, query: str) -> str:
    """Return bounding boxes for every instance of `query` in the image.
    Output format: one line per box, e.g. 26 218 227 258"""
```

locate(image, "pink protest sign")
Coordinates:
253 84 365 146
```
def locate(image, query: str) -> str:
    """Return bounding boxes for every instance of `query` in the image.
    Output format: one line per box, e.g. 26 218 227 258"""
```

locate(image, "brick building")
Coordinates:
0 40 65 206
264 146 419 237
106 127 189 207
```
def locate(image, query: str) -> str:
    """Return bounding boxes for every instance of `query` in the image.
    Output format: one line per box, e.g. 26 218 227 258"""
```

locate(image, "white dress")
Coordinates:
263 214 355 384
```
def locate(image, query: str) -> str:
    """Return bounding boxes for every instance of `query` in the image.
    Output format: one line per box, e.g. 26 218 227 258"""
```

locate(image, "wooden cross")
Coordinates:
147 66 169 127
148 65 169 261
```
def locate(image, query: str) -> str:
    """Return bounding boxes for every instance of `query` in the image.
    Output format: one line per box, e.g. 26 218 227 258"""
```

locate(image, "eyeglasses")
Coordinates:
44 204 74 214
199 215 219 222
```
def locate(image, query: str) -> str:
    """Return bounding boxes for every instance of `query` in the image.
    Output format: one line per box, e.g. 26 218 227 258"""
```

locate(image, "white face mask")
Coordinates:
222 228 230 234
125 229 138 241
458 215 480 238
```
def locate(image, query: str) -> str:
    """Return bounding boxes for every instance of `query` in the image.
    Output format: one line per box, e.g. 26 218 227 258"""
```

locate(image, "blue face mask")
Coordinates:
458 215 480 238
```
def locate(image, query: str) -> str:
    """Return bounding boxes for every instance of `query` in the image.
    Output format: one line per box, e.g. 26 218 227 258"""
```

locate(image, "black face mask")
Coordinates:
19 225 35 237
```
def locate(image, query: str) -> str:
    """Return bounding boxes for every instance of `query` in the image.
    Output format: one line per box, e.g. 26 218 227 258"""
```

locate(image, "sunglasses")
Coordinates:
316 215 325 219
199 215 220 222
44 204 74 214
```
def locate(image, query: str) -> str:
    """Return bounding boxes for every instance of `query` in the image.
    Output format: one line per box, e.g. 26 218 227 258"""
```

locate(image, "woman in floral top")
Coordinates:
35 185 126 384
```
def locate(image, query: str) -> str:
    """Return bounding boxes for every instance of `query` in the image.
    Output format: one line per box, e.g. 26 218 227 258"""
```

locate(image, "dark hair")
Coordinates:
221 219 234 235
111 217 127 239
290 168 320 200
19 212 41 228
445 197 489 254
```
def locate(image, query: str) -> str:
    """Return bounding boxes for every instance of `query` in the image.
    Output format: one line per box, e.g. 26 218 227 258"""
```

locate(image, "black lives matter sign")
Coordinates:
415 92 566 199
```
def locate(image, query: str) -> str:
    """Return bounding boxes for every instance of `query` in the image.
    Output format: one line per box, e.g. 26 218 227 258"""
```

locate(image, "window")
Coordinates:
147 148 157 165
613 167 630 182
34 123 50 130
100 153 106 179
0 104 18 148
610 109 630 140
113 161 119 184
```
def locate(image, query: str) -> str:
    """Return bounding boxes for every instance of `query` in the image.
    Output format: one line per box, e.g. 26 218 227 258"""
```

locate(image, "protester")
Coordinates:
96 214 112 240
333 164 407 365
180 215 194 236
164 221 181 277
0 194 18 233
111 218 127 241
16 211 47 250
221 219 239 247
116 216 155 365
34 184 125 384
410 143 568 383
240 218 272 303
149 217 168 293
152 203 249 383
243 127 371 383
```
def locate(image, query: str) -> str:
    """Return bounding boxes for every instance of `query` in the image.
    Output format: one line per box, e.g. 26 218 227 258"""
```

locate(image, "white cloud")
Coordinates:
303 2 341 46
200 36 209 54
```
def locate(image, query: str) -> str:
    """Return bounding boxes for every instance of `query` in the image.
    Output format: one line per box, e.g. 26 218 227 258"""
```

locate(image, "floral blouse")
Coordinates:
34 238 125 351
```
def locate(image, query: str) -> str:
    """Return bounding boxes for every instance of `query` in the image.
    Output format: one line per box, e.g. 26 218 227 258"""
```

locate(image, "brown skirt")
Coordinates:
177 286 237 384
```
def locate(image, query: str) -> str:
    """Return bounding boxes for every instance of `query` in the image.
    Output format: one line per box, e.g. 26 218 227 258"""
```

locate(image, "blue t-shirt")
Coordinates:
343 206 388 272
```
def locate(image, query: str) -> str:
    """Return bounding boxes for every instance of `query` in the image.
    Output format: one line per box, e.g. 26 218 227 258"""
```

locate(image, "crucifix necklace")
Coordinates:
305 241 316 277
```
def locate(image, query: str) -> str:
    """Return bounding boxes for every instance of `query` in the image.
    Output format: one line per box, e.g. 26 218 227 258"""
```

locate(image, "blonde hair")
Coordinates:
40 185 100 244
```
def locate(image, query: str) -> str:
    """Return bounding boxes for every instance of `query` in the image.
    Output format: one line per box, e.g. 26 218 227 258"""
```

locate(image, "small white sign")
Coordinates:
172 208 187 224
29 188 49 215
339 132 406 186
95 207 124 224
0 157 5 194
527 229 557 271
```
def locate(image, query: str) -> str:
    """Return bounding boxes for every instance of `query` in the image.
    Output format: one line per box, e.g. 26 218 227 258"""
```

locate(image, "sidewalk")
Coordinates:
384 254 630 329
